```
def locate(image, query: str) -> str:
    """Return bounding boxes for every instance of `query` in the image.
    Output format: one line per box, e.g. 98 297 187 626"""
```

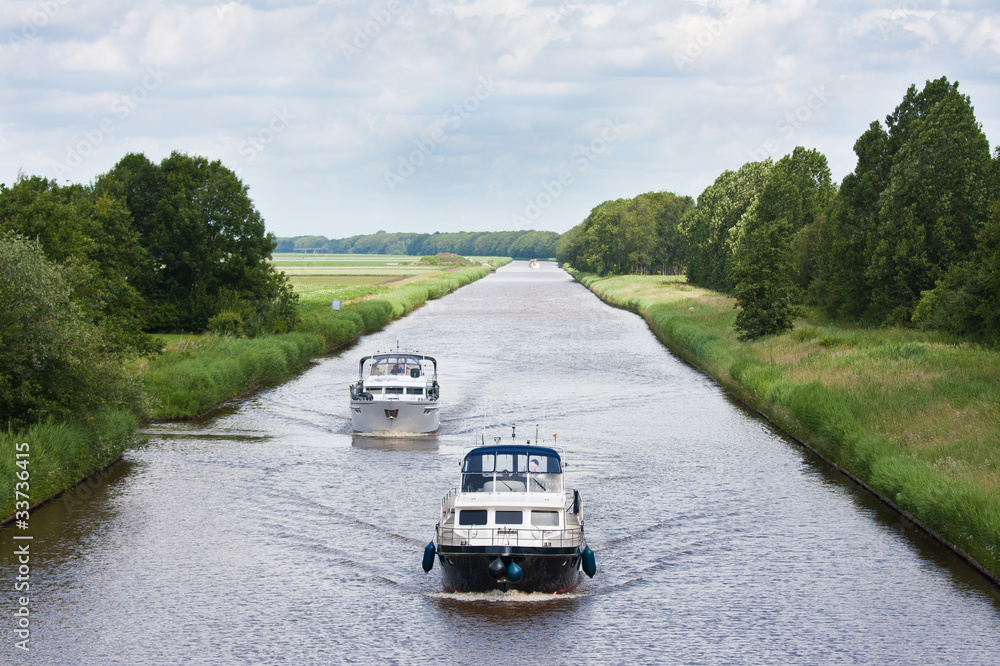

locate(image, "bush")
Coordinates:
207 310 245 336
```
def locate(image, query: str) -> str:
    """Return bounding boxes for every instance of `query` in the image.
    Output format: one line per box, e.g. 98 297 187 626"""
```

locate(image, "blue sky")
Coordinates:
3 0 999 238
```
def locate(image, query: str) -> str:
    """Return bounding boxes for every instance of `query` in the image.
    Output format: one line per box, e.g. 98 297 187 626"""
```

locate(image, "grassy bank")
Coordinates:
142 333 325 418
1 410 141 520
568 268 1000 579
143 262 506 419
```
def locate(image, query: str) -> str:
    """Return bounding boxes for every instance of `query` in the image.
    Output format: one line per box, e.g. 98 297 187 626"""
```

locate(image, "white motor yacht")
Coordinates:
349 352 439 433
423 428 596 593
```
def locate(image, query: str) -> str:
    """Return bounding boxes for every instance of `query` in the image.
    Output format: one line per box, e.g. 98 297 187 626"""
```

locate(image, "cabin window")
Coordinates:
531 510 559 527
385 387 404 395
462 473 491 492
528 455 560 474
459 510 488 526
495 510 523 525
494 453 528 474
365 388 382 395
406 388 423 395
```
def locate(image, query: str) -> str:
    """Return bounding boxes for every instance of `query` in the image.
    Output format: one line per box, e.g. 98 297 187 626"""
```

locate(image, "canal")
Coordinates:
4 261 1000 663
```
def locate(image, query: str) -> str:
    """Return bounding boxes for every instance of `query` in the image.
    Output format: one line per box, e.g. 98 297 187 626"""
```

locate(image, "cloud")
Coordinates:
2 0 998 236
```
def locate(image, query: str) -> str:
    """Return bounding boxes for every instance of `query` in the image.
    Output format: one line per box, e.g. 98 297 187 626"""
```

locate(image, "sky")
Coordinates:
2 0 999 239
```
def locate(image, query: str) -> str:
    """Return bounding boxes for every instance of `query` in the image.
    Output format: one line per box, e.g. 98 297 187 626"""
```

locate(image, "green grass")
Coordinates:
569 267 1000 577
289 275 396 286
276 265 438 276
1 410 141 519
155 333 210 346
142 333 326 418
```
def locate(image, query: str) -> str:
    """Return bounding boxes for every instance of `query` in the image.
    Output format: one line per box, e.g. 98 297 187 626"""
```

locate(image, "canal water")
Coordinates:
4 261 1000 664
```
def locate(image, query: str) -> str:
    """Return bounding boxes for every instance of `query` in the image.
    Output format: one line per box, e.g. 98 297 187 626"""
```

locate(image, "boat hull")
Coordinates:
350 399 439 434
436 546 583 593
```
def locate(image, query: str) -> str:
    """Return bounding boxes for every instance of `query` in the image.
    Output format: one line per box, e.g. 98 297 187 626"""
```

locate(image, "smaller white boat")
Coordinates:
528 259 540 269
349 351 439 433
423 426 596 593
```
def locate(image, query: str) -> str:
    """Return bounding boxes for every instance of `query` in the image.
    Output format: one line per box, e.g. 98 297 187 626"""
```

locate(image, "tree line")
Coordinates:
275 229 560 259
1 151 296 428
557 77 1000 344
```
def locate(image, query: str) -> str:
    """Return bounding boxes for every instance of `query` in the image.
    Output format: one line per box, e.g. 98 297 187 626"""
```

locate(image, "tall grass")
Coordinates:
569 267 1000 577
1 410 140 519
142 333 325 418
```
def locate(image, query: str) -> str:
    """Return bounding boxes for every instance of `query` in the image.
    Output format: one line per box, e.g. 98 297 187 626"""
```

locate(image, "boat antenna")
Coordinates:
542 400 546 445
535 423 539 446
511 423 516 442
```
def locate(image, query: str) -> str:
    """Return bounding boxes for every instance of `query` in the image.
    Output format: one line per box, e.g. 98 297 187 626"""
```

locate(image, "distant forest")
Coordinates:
275 229 560 259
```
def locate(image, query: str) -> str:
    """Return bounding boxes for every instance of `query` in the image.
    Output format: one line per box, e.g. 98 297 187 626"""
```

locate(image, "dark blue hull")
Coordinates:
437 546 583 594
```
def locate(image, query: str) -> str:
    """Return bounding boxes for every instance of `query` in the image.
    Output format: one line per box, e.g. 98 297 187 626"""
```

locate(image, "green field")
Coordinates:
270 253 425 266
276 255 511 314
277 265 438 276
289 275 391 286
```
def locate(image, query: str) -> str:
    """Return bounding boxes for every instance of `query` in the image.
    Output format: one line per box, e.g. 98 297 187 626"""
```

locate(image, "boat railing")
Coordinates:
436 524 584 549
441 488 458 508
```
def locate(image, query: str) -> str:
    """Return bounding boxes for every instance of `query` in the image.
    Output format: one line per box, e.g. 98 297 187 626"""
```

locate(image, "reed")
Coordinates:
0 410 140 519
142 333 325 418
569 268 1000 576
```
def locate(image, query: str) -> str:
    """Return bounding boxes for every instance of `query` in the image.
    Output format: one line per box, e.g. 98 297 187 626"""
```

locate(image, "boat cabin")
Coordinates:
461 445 564 495
354 353 439 402
362 354 435 380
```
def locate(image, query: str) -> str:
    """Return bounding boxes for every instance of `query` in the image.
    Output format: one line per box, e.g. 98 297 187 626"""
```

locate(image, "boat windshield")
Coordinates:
461 447 562 493
365 355 430 379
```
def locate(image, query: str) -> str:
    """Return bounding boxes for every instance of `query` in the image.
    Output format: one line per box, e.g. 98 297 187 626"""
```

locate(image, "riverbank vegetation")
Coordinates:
559 76 1000 577
570 270 1000 577
0 410 138 522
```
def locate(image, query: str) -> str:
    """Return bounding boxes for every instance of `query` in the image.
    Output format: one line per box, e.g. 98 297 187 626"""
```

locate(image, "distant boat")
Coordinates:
349 351 439 433
423 427 596 593
528 259 540 269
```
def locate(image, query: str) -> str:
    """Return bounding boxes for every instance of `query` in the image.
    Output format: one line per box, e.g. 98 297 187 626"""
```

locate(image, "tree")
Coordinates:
682 160 773 292
556 192 691 275
98 152 298 333
912 198 1000 345
724 148 834 340
0 175 153 352
0 232 141 428
728 168 799 340
868 83 993 323
813 77 992 324
654 193 694 275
